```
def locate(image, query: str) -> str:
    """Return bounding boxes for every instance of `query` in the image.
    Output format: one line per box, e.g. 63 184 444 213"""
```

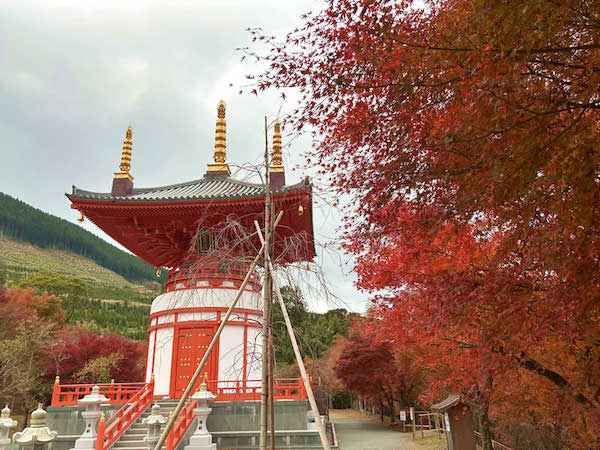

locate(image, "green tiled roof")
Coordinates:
68 176 308 202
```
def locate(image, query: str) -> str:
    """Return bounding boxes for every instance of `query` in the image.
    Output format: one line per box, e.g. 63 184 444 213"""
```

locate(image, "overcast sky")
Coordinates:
0 0 371 313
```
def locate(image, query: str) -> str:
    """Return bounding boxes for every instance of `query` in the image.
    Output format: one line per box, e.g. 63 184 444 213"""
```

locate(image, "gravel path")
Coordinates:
330 410 445 450
330 410 417 450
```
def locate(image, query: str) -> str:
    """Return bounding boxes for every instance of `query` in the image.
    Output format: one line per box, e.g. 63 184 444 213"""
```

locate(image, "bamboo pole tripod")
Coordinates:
152 212 284 450
151 209 330 450
154 117 330 450
255 221 331 450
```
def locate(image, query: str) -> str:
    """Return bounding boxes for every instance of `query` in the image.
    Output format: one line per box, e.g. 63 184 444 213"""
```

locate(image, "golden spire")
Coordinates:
214 101 226 163
270 120 283 172
114 126 134 181
206 100 231 174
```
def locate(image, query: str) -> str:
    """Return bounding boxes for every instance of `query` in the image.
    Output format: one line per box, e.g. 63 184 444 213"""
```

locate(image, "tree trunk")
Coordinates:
379 399 384 422
386 397 396 423
477 407 493 450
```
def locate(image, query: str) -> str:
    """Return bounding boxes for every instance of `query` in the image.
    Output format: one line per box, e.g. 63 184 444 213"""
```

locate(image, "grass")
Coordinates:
0 233 160 303
0 233 160 339
413 433 448 449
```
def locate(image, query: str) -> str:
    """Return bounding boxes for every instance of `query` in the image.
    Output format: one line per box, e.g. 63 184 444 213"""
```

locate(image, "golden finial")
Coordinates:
78 212 84 223
100 413 105 422
55 375 60 383
206 101 231 174
214 101 226 163
270 121 283 169
120 126 133 171
114 125 134 181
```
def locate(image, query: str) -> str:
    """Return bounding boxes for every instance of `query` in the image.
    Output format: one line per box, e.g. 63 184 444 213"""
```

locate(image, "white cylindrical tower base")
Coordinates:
145 284 263 398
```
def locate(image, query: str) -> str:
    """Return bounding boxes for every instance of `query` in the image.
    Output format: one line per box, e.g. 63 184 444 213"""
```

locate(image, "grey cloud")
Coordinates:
0 0 370 312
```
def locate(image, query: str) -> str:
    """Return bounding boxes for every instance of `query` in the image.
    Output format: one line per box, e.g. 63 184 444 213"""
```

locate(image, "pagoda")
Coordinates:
66 102 315 399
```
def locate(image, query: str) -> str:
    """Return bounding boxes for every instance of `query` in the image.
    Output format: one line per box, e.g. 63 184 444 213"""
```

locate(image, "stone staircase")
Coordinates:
111 399 181 450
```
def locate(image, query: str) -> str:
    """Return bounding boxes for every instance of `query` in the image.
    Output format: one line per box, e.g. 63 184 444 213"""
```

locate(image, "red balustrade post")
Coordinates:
299 378 307 399
166 415 174 450
149 373 155 398
51 376 61 406
96 413 106 450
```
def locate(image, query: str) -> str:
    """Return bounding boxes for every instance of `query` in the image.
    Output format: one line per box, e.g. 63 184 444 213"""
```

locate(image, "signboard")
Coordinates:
400 411 406 421
410 407 414 421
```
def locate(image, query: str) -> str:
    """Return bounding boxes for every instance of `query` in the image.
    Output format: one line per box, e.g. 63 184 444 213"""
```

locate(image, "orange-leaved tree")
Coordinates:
248 0 600 448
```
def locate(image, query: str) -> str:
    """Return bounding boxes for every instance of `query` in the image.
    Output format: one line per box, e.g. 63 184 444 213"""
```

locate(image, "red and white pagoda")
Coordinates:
66 102 315 400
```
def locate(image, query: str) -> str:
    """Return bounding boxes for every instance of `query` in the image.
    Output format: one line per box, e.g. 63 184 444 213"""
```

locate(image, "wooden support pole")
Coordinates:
254 222 332 450
268 322 276 449
260 115 272 450
153 211 284 450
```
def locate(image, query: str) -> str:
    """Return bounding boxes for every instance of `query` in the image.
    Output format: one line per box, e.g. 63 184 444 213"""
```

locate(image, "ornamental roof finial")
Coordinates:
114 125 134 182
206 100 231 175
214 101 226 163
271 120 283 169
269 120 285 188
121 126 133 172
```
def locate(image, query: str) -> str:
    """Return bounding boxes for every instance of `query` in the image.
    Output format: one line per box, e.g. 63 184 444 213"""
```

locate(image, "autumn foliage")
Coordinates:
334 322 425 418
249 0 600 447
0 287 145 411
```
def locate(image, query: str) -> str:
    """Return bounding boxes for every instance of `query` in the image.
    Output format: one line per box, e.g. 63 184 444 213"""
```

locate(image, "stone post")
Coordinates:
142 404 167 450
12 404 58 450
184 383 217 450
71 386 109 450
0 405 18 450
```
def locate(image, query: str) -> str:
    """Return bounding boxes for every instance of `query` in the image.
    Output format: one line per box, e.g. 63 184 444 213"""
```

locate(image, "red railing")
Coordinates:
166 399 197 450
207 378 307 401
51 377 307 450
51 378 307 406
96 378 154 450
163 379 307 450
51 377 146 406
164 263 260 292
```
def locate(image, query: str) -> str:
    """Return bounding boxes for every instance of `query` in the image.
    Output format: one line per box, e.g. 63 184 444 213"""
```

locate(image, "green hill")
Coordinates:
0 193 162 339
0 192 165 283
0 233 157 340
0 233 158 302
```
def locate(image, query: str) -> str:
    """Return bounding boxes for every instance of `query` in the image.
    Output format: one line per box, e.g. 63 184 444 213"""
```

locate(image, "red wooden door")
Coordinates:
173 327 217 398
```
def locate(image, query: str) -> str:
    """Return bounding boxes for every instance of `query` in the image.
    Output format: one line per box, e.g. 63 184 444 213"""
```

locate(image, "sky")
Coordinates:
0 0 371 313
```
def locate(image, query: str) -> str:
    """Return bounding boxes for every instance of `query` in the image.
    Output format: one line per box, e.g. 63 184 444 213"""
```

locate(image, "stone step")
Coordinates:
112 447 149 450
120 434 147 441
114 440 146 447
113 447 165 450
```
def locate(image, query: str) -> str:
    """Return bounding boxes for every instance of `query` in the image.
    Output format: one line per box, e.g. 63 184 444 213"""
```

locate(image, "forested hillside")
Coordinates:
0 192 164 283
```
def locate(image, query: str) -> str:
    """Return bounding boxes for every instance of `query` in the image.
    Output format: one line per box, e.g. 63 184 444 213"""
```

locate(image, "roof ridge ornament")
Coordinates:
114 126 134 182
206 100 231 176
270 121 283 170
269 120 286 189
112 125 135 196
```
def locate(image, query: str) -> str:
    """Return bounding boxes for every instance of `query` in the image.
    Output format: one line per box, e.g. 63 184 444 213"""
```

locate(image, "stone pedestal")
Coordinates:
0 405 18 450
13 404 58 450
71 385 109 450
142 405 167 450
184 383 216 450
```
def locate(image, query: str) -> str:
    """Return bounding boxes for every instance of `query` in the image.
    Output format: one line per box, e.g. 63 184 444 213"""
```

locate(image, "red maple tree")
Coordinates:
334 322 425 421
248 0 600 447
